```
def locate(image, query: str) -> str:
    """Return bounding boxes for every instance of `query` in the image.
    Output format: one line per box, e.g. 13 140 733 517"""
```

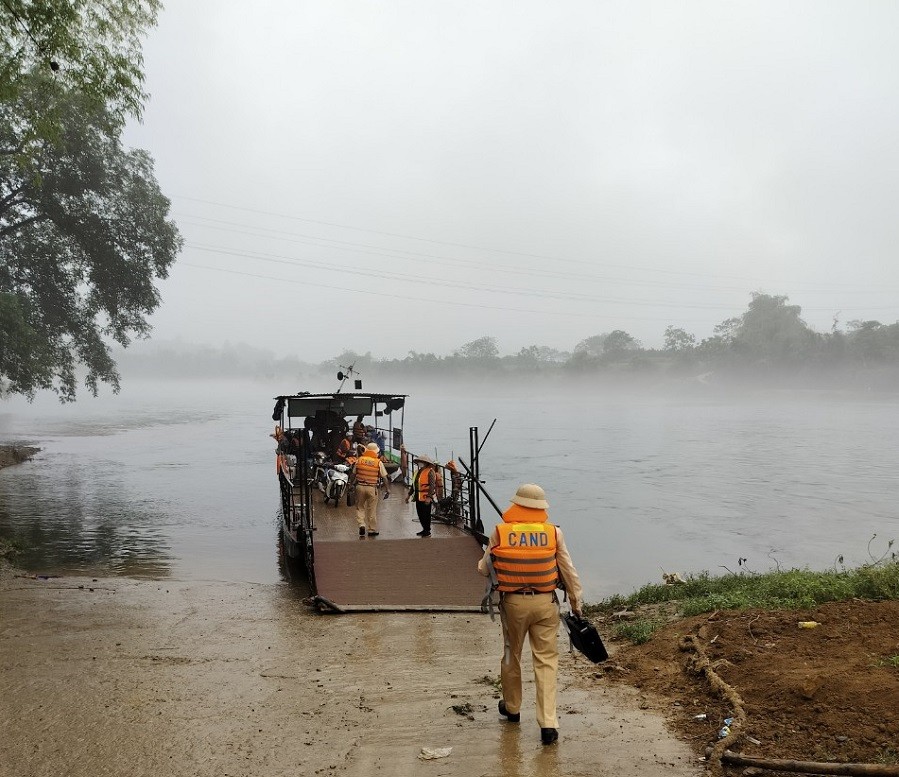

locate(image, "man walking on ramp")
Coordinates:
477 483 583 745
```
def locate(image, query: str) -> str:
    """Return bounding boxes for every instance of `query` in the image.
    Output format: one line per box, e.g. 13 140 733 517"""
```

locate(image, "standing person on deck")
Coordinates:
477 483 583 746
405 455 437 537
351 442 389 537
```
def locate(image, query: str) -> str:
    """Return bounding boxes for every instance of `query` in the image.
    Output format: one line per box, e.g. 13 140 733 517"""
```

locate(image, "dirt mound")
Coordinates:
600 599 899 770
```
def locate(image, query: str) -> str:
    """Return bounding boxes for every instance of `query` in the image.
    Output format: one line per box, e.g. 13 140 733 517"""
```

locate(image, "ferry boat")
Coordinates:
270 381 489 612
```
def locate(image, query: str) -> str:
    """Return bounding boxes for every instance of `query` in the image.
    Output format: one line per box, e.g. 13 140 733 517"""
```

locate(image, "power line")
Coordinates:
174 213 760 295
185 241 752 310
172 195 898 295
176 261 729 323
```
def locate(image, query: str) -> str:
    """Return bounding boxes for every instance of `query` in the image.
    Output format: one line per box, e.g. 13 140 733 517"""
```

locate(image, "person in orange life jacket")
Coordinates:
334 435 353 463
352 415 367 444
351 443 389 537
477 483 583 746
405 455 437 537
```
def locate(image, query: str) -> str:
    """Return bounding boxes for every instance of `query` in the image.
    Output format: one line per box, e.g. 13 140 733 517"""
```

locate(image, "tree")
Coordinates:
734 292 818 365
1 0 159 131
456 336 499 361
602 329 640 359
663 326 696 352
0 76 181 400
573 333 608 359
515 345 567 364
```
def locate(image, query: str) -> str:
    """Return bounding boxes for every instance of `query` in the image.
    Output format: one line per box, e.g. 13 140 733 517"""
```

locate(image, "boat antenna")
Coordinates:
336 362 361 393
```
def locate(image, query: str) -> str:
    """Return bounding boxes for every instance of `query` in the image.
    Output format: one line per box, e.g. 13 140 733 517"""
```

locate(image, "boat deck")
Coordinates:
299 480 488 612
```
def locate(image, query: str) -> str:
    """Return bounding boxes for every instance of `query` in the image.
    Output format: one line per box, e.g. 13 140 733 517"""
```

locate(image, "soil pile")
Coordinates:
597 599 899 771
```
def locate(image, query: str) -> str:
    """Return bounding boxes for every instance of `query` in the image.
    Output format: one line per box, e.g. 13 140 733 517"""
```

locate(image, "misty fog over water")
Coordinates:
0 378 896 599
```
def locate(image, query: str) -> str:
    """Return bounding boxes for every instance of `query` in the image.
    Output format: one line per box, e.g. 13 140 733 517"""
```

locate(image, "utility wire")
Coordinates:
174 213 762 295
185 241 754 310
177 261 737 323
172 195 895 294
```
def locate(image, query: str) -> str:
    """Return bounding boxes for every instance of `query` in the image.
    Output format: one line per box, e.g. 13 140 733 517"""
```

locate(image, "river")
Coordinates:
1 378 896 600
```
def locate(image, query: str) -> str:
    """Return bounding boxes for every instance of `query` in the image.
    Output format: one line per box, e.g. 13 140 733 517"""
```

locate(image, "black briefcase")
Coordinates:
563 613 609 663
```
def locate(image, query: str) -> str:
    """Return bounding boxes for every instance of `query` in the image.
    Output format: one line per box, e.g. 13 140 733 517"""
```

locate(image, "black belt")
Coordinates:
506 590 550 596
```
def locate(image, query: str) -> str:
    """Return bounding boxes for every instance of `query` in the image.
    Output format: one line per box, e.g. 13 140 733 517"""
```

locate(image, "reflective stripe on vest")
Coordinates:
355 455 381 486
491 522 558 593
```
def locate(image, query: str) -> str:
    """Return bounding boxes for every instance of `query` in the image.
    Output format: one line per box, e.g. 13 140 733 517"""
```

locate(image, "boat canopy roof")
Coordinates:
274 392 407 420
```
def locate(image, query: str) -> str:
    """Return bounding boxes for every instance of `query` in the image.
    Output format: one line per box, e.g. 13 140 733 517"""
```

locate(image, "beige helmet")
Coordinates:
413 454 434 465
365 442 380 452
510 483 549 509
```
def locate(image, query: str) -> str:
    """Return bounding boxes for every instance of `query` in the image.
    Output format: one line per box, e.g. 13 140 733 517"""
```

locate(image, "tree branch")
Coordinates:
0 212 46 239
0 185 27 215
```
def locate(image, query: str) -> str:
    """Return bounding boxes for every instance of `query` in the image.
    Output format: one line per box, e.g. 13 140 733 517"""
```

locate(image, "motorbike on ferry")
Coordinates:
312 453 350 506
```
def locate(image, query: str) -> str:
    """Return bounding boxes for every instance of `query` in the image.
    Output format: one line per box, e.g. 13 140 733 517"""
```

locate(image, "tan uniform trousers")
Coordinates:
499 592 560 729
355 484 379 532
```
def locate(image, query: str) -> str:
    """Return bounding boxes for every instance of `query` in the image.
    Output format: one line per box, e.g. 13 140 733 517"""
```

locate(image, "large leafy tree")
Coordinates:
1 77 180 400
1 1 180 401
733 292 818 365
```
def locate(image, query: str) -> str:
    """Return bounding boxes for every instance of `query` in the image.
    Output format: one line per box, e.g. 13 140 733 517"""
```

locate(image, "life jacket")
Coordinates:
400 446 409 478
354 452 381 485
490 505 558 593
335 438 351 459
413 466 434 502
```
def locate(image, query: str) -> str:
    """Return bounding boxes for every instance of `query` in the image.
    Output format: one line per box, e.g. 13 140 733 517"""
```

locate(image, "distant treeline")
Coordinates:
116 294 899 388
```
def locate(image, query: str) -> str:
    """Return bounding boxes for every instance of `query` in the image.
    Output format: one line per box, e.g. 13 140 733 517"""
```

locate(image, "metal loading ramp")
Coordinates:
306 485 487 612
312 535 487 612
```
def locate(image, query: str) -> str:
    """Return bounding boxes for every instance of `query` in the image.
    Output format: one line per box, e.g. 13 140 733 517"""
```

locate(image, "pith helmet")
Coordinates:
365 442 380 452
510 483 549 509
413 454 434 465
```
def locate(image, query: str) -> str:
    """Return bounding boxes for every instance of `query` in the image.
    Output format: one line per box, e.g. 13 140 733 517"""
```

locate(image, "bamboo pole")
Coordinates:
722 750 899 776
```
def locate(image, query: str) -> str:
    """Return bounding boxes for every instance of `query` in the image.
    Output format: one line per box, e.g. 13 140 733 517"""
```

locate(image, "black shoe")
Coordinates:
415 530 429 536
498 700 520 723
541 728 558 745
367 531 379 537
359 526 366 537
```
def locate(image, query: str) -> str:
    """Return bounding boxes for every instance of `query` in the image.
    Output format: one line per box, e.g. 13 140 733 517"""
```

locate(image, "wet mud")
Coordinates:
0 570 699 777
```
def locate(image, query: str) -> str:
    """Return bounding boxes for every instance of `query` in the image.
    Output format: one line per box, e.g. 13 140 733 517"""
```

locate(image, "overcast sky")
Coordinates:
123 1 899 362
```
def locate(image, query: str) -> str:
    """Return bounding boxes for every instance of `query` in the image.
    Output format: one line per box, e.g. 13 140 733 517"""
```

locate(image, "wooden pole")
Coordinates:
722 750 899 776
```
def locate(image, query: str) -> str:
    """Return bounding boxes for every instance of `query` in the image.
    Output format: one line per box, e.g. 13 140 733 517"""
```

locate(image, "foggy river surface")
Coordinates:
1 378 897 600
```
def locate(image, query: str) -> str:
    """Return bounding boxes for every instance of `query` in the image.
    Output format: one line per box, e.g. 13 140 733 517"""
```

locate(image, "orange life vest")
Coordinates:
354 452 381 486
413 466 434 502
491 522 559 593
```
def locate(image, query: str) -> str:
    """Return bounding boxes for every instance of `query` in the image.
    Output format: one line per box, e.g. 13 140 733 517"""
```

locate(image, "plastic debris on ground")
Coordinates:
419 746 453 760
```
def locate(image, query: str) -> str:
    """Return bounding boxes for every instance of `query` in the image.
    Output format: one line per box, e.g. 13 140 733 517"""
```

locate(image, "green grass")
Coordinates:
583 559 899 644
613 618 663 645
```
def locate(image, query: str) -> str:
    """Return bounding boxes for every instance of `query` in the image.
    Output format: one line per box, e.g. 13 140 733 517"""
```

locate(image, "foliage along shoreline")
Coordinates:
0 445 38 471
586 541 899 644
106 293 899 389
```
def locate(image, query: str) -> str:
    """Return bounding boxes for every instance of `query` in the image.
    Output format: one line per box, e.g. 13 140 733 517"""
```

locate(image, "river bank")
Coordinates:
0 444 38 471
0 567 699 777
